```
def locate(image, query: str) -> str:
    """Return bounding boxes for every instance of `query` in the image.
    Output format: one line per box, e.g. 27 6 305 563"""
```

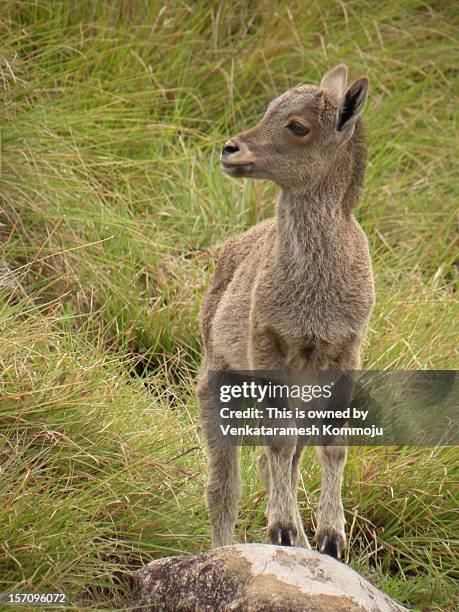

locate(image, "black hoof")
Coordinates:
316 529 346 560
269 523 297 546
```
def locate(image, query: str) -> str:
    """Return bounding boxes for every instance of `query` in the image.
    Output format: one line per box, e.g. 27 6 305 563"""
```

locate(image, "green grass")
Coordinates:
0 0 458 609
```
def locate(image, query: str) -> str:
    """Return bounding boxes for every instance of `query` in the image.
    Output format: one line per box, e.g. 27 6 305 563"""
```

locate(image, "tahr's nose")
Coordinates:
221 140 240 156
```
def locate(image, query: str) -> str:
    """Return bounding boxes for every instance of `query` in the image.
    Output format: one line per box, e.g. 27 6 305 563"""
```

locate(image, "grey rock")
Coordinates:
134 543 408 611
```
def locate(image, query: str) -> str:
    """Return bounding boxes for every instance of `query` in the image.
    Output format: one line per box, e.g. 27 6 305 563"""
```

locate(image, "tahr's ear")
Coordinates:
320 64 348 98
335 76 369 139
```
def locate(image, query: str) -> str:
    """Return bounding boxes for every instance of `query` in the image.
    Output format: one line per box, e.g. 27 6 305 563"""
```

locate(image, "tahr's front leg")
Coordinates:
198 371 241 548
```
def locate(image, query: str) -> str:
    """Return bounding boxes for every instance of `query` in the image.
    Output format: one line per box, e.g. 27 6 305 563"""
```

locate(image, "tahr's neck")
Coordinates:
276 186 350 275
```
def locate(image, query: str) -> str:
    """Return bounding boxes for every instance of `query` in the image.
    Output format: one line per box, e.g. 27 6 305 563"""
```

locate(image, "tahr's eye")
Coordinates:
287 121 310 137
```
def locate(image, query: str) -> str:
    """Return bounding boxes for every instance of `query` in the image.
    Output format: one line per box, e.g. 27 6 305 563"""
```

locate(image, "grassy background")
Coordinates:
0 0 458 609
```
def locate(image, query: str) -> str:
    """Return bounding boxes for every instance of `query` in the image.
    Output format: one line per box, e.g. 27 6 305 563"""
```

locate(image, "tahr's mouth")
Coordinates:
221 160 254 176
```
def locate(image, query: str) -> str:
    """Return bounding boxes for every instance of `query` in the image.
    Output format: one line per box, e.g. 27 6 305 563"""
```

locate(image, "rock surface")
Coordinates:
134 544 407 611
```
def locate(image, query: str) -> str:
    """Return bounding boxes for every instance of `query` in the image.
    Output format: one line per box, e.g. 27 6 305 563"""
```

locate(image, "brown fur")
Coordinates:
197 65 375 558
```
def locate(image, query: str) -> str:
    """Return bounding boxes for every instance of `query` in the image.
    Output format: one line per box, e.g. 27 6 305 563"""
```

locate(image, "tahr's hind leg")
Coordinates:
257 448 271 492
291 443 310 548
259 444 310 548
315 444 347 559
264 444 306 547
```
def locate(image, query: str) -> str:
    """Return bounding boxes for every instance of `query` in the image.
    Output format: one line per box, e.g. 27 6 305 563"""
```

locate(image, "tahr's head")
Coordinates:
220 65 369 190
